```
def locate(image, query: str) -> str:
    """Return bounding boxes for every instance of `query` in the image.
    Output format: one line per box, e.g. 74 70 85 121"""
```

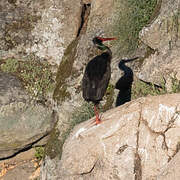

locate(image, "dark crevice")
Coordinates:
116 144 128 155
80 160 97 175
134 106 142 180
77 3 91 37
140 79 162 89
134 152 142 180
169 141 180 162
0 133 48 161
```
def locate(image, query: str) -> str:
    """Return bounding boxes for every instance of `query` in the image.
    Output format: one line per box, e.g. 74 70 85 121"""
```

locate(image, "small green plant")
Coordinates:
171 76 180 93
113 0 158 56
1 58 19 72
35 146 45 161
0 57 54 97
19 60 54 97
106 83 114 94
70 102 95 128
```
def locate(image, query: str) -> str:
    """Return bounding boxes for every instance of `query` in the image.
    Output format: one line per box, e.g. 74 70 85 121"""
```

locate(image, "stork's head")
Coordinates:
93 36 117 50
93 37 116 44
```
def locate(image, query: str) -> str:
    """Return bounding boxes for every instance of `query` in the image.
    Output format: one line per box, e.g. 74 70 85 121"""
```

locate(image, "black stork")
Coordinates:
82 36 116 125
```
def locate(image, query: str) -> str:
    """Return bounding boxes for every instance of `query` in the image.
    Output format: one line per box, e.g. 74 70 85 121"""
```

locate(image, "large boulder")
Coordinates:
53 93 180 179
0 0 81 65
138 0 180 90
0 72 56 159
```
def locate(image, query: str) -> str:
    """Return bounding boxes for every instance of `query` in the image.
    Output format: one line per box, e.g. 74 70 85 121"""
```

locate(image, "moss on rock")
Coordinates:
53 39 79 103
45 127 61 159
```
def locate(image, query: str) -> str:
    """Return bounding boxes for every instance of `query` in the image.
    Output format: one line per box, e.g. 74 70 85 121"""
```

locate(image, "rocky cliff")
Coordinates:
40 0 180 179
0 0 179 179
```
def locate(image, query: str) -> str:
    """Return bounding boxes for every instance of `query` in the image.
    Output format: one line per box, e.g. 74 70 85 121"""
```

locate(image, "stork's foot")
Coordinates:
95 117 101 125
90 117 102 126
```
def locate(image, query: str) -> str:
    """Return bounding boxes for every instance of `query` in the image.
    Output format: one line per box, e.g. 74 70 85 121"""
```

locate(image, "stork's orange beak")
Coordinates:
96 37 117 41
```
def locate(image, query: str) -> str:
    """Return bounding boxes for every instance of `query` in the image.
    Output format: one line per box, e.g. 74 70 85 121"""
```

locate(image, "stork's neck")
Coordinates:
96 43 112 58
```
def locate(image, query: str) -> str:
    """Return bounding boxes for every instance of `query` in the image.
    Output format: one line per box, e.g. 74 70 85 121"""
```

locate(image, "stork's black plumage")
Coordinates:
82 36 116 124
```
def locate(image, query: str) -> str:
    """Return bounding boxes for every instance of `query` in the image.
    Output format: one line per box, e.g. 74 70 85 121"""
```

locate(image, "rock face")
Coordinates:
54 93 180 180
156 151 180 180
40 0 180 179
138 0 180 89
0 0 81 65
40 0 179 178
0 72 56 159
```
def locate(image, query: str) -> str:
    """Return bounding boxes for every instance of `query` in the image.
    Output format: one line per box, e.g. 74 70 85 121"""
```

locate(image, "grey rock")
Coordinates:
0 72 55 159
0 72 28 105
140 0 180 53
0 0 81 65
138 0 180 87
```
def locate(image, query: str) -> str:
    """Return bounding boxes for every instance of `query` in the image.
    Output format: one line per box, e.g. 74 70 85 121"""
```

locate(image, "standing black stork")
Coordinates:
82 36 116 125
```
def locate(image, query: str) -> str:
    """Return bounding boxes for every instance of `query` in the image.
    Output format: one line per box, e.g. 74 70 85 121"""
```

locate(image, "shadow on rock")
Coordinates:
115 57 138 106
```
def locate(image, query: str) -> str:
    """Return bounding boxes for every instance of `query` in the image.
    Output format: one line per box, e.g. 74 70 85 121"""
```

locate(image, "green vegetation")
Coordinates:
171 76 180 93
132 75 180 100
0 58 18 72
35 146 45 161
45 127 61 159
126 73 180 101
132 79 166 99
0 57 54 97
71 102 95 126
113 0 158 56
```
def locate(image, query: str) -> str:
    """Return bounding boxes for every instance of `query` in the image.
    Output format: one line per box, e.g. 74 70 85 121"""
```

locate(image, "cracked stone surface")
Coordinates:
155 151 180 180
138 0 180 88
54 93 180 180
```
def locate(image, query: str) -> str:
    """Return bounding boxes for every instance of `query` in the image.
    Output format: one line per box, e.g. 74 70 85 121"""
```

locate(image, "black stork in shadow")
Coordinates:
115 57 138 106
82 36 116 125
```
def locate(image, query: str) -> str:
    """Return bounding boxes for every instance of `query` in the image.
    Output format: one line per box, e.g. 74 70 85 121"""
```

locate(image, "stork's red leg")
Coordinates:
94 105 101 125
